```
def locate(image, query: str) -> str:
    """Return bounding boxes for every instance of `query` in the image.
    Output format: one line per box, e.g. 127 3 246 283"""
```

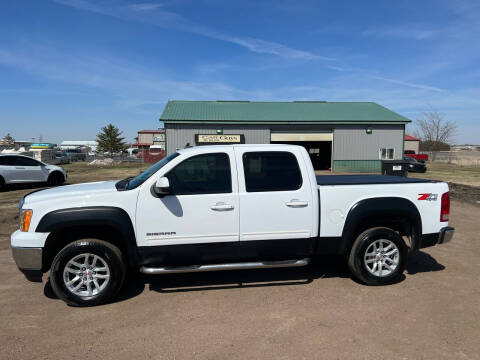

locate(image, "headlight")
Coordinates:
20 209 33 232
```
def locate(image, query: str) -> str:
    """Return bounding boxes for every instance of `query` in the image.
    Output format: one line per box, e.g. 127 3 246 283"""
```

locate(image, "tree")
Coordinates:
96 124 127 156
2 133 15 149
414 112 457 160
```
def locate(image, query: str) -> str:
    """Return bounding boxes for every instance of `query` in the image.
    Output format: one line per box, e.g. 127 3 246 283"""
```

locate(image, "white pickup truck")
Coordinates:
11 145 454 306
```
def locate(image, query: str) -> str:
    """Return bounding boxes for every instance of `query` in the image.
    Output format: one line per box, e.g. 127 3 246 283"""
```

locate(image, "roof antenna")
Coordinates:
184 142 192 148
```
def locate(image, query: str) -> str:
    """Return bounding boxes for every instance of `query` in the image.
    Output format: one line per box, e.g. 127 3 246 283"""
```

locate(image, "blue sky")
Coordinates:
1 0 479 144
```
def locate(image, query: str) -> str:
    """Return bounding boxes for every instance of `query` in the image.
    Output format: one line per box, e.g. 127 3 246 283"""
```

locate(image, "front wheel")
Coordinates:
47 172 65 186
348 227 407 285
50 239 126 306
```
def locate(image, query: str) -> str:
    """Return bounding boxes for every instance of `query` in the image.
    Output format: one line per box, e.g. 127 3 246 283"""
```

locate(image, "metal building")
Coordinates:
160 100 411 172
404 134 421 154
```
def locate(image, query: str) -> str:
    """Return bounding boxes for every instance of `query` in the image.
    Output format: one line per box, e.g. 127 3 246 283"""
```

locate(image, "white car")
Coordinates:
0 154 67 190
11 145 453 306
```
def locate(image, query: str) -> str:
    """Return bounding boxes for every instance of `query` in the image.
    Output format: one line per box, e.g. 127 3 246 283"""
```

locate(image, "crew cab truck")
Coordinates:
11 145 454 306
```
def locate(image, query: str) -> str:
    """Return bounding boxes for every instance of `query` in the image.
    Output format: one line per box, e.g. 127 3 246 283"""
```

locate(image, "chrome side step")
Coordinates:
140 258 310 275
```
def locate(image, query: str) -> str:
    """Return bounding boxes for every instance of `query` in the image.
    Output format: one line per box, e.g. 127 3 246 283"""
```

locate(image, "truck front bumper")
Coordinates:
419 226 455 249
11 230 48 282
11 247 43 282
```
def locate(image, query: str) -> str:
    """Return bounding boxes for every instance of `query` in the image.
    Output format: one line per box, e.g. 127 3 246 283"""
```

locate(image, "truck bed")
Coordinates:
316 175 436 186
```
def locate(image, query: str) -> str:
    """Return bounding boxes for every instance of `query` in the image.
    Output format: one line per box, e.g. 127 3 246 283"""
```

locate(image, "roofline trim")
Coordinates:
161 120 411 125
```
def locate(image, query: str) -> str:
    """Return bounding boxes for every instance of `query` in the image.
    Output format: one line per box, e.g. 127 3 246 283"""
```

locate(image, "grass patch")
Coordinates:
62 162 150 183
409 162 480 187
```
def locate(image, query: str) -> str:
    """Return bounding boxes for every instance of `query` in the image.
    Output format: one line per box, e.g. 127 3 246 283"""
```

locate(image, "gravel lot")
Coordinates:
1 169 479 359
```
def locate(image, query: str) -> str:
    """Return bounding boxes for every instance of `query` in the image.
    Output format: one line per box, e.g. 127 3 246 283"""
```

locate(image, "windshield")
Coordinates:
121 152 180 190
405 156 418 163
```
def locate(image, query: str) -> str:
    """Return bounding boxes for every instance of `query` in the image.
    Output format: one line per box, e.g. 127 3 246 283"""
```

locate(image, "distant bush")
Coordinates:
420 140 450 151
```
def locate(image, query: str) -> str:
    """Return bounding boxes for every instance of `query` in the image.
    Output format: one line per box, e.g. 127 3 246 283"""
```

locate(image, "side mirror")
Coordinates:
153 177 170 196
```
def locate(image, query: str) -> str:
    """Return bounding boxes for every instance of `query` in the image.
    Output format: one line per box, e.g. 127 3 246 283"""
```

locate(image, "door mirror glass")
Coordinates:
153 177 170 196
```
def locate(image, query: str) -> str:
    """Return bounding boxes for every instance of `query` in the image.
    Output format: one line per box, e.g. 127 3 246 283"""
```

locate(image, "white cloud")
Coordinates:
128 3 164 12
362 26 438 40
326 65 345 72
369 76 444 93
54 0 332 61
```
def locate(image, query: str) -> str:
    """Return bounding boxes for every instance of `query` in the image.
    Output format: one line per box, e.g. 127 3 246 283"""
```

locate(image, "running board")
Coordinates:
140 258 310 275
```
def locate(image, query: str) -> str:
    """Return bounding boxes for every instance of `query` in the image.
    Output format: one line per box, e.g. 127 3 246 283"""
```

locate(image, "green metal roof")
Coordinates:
160 100 411 124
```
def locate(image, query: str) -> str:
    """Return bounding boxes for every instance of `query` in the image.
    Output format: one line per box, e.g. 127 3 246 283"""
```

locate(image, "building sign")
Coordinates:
30 143 55 149
195 134 245 145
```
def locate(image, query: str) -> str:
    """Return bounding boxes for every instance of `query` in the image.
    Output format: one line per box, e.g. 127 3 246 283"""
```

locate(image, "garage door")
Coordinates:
270 133 333 142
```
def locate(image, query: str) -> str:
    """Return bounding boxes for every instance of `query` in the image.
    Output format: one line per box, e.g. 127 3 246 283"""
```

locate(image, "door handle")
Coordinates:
210 202 234 211
285 199 308 208
15 167 25 169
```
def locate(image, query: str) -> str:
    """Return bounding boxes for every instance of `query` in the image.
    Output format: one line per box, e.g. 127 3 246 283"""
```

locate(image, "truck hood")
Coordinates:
23 181 119 206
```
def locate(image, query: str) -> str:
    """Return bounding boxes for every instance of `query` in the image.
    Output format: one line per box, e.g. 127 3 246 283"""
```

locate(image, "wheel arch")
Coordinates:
37 206 138 271
340 197 422 254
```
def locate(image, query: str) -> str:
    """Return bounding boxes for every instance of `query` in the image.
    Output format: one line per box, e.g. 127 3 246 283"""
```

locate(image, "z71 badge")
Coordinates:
418 193 438 201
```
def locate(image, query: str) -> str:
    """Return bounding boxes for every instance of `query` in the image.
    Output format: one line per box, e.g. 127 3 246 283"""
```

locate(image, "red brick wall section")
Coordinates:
142 149 165 163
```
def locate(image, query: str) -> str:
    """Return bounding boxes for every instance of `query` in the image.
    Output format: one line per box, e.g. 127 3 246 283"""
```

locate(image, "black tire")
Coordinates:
0 176 5 191
49 239 126 306
348 227 407 285
47 172 65 186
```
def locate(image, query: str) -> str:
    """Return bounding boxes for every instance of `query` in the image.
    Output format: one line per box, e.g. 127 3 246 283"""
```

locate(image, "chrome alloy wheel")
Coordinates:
364 239 400 277
63 253 110 297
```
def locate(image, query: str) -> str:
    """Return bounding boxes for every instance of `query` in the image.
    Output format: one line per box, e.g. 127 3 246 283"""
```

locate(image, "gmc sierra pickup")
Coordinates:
11 145 454 306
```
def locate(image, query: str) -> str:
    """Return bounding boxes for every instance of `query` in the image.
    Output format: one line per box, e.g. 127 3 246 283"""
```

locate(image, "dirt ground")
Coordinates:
1 164 480 359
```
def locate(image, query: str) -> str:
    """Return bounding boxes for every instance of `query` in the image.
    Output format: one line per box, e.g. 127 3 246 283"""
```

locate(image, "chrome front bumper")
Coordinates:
11 246 42 270
11 230 50 282
11 246 43 282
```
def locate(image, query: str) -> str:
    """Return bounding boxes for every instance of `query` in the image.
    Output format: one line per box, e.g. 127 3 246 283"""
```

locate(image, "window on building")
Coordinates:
165 153 231 195
243 151 302 192
379 148 395 160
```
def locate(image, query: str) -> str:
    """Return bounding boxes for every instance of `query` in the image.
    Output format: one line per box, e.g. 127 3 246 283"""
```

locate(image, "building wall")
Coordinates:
165 123 404 172
333 125 404 160
165 124 270 154
404 140 420 153
138 133 165 144
332 125 404 172
138 133 153 144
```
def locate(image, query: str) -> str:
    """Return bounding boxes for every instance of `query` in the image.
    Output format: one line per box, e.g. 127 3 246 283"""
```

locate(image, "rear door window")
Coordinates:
243 151 302 192
15 157 41 166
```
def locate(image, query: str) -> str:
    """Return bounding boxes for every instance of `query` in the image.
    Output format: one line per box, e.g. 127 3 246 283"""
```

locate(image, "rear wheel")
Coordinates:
49 239 126 306
348 227 407 285
0 176 4 191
